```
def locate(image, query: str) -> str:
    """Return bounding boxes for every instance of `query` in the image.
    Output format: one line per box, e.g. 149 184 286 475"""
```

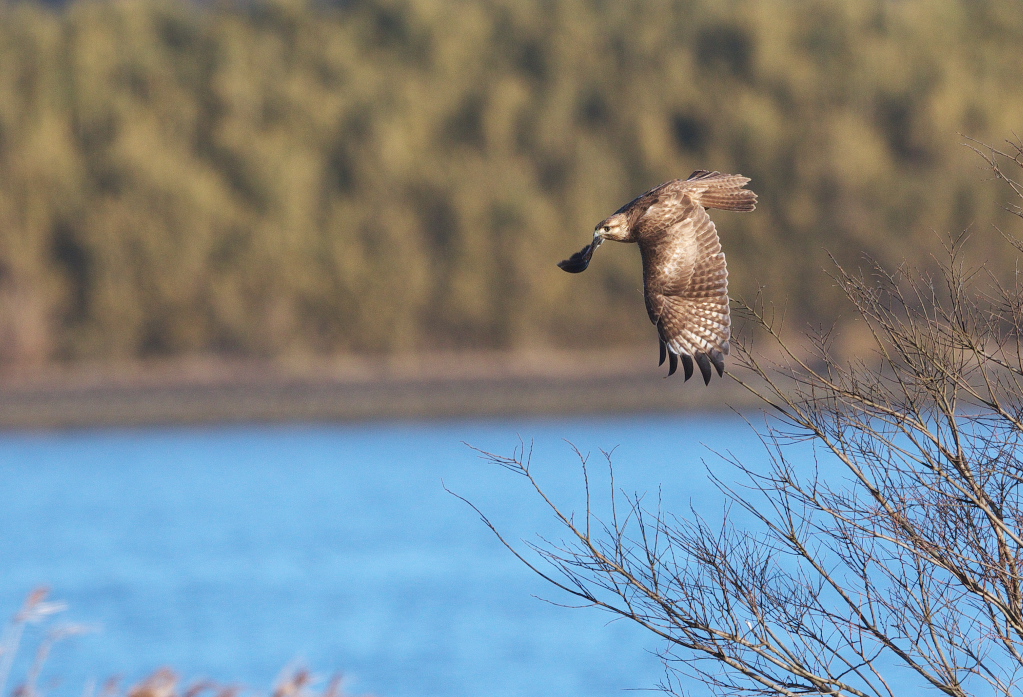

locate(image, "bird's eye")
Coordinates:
602 225 610 232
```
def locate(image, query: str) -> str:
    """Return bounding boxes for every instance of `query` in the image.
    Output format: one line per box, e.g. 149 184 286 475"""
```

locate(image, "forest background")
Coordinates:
0 0 1020 373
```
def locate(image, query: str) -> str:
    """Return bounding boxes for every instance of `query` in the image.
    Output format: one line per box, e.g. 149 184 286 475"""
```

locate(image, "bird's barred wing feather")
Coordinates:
679 170 757 212
638 196 730 384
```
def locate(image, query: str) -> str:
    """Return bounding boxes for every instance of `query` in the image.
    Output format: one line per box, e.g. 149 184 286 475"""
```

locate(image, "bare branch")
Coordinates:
462 138 1023 696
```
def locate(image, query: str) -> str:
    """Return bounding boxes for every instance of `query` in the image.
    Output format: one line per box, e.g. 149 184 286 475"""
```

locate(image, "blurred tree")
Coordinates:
0 0 1019 367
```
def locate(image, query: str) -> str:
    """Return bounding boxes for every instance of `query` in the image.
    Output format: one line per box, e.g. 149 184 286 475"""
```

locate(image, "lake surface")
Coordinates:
0 415 774 697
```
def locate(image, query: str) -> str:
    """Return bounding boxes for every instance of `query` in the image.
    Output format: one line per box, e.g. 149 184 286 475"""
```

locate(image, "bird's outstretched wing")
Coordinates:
637 192 730 384
679 170 757 212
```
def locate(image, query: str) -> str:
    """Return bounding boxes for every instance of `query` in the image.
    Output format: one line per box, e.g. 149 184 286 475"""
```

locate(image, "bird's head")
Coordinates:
594 213 630 242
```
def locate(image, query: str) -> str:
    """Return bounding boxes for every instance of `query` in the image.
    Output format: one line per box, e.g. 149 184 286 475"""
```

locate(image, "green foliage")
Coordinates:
0 0 1019 365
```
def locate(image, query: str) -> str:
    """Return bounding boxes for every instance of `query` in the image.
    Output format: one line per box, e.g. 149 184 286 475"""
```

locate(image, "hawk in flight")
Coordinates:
558 171 756 384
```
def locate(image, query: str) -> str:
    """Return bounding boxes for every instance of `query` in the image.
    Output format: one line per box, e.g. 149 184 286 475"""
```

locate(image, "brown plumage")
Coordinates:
558 170 756 384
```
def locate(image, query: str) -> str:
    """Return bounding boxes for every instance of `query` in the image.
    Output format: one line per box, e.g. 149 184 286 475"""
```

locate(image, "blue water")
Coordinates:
0 415 772 697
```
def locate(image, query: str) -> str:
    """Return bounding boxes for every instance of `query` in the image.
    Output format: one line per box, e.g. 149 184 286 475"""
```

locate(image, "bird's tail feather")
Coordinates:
686 170 757 212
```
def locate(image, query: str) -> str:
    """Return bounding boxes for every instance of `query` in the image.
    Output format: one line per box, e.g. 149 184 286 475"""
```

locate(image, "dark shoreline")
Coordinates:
0 350 763 429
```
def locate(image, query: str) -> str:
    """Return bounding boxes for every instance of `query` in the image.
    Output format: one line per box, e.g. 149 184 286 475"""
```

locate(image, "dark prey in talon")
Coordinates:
557 238 603 273
556 170 757 384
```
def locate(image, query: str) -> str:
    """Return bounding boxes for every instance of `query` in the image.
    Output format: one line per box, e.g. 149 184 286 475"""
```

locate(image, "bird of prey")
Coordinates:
558 170 756 384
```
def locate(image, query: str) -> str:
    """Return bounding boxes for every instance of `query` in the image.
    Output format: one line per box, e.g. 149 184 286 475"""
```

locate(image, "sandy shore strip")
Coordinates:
0 349 766 429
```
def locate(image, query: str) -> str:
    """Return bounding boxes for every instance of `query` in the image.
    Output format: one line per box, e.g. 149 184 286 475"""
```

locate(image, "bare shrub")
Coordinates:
460 139 1023 696
0 589 372 697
